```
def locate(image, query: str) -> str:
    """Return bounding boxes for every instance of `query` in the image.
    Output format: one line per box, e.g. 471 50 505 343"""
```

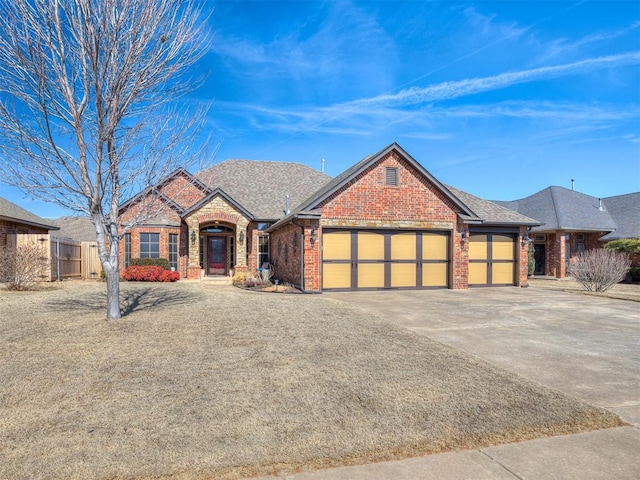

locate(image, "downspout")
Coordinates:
291 219 305 291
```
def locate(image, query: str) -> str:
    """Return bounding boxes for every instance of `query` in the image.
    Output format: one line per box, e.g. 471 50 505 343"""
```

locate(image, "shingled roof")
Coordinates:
197 160 331 220
446 186 539 226
0 195 58 230
601 192 640 240
494 187 619 233
51 216 95 241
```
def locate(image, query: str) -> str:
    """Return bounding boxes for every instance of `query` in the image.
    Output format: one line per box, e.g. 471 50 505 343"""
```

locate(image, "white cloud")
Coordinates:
341 52 640 109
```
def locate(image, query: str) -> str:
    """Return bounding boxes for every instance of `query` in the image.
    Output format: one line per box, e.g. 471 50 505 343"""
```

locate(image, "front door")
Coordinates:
534 244 546 275
207 237 226 275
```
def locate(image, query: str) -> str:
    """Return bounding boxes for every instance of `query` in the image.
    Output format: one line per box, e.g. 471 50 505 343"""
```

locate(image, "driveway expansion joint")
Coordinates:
479 449 524 480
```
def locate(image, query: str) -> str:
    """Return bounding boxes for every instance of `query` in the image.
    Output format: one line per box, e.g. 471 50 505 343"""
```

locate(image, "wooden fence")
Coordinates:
10 234 102 281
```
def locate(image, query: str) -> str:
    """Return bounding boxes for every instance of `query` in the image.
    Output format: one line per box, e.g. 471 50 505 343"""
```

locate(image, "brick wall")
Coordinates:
158 174 208 209
270 219 320 291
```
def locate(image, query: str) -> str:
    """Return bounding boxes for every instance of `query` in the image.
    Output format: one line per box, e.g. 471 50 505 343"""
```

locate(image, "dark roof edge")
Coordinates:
0 215 60 231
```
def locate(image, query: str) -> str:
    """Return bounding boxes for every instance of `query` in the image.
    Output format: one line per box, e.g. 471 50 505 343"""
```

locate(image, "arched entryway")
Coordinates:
200 223 236 276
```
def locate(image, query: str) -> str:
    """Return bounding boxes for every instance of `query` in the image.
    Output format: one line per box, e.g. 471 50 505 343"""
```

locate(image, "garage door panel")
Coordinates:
357 263 385 288
391 233 416 260
323 232 351 260
358 232 385 260
422 263 448 287
493 234 515 260
468 262 487 285
492 262 514 284
323 263 351 289
423 233 448 260
391 263 416 287
469 234 488 260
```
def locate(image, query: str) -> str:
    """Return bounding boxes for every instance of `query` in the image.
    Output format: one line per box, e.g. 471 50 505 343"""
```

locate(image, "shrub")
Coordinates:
130 257 171 270
604 237 640 254
0 243 49 290
122 265 179 282
232 270 248 286
568 249 631 292
628 267 640 282
527 242 535 277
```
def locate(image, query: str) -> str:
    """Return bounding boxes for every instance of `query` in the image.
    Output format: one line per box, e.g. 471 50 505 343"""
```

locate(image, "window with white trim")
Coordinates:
258 235 269 269
169 234 178 270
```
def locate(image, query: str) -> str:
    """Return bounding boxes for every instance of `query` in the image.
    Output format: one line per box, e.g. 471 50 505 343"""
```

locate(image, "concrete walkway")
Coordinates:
255 286 640 479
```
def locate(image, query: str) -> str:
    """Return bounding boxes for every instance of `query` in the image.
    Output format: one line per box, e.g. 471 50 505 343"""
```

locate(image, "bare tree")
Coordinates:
0 0 210 319
568 249 631 292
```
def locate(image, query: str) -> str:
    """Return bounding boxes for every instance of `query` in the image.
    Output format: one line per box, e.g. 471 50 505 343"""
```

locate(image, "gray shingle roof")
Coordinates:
0 195 59 230
601 192 640 240
446 186 539 226
494 186 619 233
51 216 96 241
197 160 331 220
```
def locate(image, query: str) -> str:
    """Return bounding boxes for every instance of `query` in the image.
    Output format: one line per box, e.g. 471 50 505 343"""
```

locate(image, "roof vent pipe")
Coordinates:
285 194 290 215
571 178 575 191
321 158 325 173
598 198 604 211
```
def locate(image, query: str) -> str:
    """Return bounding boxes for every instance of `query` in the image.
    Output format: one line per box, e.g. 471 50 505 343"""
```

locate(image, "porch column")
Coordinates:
187 222 201 279
555 230 566 279
235 226 248 273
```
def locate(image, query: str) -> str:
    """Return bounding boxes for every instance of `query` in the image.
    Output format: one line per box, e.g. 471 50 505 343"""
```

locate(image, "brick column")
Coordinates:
555 230 566 279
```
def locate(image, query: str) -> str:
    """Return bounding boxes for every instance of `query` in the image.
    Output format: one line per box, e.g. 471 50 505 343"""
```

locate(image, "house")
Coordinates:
495 187 640 278
118 143 538 290
0 195 59 247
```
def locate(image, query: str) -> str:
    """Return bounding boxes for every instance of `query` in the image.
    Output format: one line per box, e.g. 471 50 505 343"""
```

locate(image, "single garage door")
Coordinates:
468 233 516 286
322 230 449 290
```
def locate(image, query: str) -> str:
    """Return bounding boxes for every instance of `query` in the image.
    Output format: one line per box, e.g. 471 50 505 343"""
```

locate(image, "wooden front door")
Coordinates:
207 237 226 275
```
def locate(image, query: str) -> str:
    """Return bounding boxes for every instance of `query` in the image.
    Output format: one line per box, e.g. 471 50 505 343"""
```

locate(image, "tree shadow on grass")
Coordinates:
45 284 204 317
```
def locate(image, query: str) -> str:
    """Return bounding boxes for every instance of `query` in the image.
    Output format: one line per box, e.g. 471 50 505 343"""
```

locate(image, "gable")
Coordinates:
318 149 462 223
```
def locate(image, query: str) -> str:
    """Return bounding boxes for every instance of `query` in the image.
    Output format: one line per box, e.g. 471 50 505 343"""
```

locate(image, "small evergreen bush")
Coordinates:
130 257 171 270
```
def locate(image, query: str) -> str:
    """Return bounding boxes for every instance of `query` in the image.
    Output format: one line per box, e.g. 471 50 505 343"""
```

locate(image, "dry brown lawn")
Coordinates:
528 277 640 302
0 280 623 479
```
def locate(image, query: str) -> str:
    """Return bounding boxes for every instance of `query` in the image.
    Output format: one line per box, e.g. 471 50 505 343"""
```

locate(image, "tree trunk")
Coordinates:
104 263 121 320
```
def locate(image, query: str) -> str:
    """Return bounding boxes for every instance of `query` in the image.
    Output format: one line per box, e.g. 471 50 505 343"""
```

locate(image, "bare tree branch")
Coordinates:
0 0 212 319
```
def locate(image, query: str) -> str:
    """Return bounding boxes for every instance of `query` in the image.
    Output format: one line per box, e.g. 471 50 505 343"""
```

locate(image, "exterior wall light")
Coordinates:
310 228 317 245
190 230 196 245
460 231 468 243
239 230 245 245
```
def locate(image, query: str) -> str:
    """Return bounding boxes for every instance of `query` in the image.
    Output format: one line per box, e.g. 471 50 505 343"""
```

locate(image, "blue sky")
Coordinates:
3 0 639 217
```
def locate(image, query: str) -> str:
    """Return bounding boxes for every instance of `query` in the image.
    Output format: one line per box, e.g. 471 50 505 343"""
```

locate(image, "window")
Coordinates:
256 222 272 231
258 235 269 269
229 235 235 268
385 167 398 186
139 233 160 258
124 234 131 268
169 234 178 270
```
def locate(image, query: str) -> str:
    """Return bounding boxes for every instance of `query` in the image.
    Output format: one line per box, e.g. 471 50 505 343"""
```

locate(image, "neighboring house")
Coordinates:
119 143 538 290
0 195 59 247
495 187 640 278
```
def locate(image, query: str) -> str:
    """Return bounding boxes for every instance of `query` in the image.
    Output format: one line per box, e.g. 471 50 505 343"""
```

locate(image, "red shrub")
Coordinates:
123 266 180 282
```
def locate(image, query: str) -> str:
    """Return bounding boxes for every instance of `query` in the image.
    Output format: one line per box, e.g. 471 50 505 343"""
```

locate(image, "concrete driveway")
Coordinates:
325 286 640 427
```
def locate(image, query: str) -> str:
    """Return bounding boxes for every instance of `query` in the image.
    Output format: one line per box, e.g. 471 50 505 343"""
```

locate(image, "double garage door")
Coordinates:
322 230 450 290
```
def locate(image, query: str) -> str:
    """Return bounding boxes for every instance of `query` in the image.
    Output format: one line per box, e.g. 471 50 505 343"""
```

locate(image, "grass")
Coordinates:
0 281 623 479
528 277 640 302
